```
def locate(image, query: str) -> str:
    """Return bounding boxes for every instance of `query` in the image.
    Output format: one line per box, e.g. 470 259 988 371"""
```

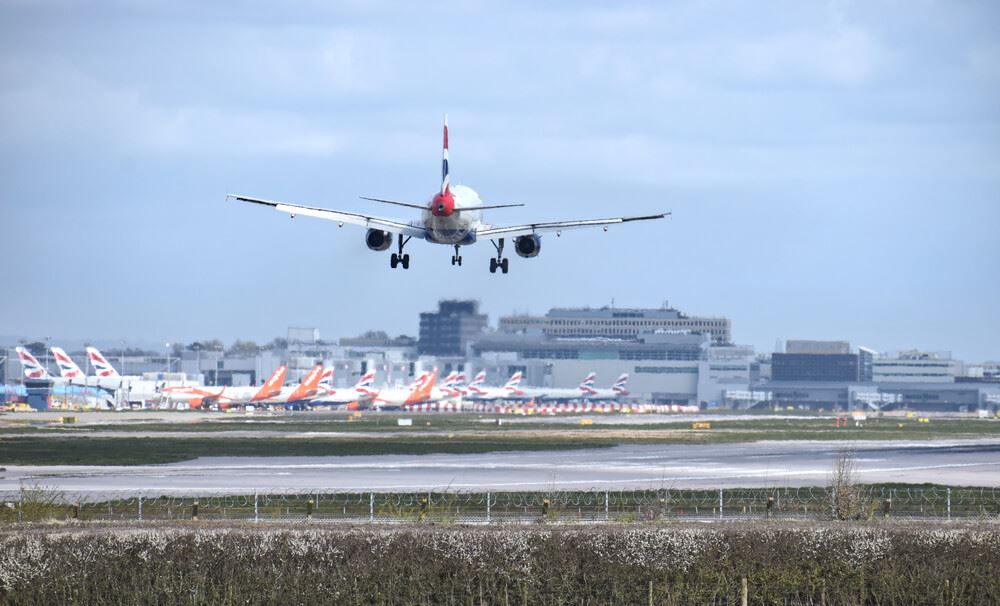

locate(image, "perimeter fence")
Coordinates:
4 486 1000 524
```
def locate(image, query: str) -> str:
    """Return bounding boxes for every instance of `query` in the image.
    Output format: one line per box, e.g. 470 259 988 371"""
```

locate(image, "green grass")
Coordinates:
1 414 997 465
0 435 620 465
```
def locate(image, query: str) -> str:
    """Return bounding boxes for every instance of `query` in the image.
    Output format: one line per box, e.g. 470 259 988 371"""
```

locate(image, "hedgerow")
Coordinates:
0 523 997 604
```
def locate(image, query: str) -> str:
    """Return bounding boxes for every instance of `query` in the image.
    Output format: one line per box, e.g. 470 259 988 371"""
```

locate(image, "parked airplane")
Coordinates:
309 369 377 405
238 364 330 408
162 365 289 409
505 372 627 402
369 369 437 410
580 373 630 400
229 116 669 273
463 371 523 401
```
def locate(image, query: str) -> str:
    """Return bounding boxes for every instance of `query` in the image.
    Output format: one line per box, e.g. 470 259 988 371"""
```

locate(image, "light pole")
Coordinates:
120 340 126 376
165 343 171 374
44 336 51 373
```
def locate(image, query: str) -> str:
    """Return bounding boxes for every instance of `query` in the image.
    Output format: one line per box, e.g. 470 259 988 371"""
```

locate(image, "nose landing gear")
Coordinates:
451 244 463 266
390 234 411 269
489 238 509 274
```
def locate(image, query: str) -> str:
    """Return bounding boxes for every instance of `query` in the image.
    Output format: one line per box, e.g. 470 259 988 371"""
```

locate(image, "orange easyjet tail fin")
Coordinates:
251 365 288 402
288 364 324 402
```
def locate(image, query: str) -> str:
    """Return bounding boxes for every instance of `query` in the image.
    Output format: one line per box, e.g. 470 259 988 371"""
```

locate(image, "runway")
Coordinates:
4 438 999 496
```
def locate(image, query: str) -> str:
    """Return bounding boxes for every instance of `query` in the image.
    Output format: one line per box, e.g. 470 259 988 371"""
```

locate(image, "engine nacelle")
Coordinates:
366 229 392 251
514 235 541 258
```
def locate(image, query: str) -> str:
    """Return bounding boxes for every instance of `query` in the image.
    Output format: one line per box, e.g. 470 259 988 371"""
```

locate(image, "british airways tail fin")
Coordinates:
504 371 522 389
612 373 629 395
354 370 376 390
50 347 84 379
86 347 121 379
16 347 50 380
441 114 450 195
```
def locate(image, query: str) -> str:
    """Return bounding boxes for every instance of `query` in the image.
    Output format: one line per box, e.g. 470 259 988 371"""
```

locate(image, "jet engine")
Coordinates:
366 229 392 251
514 235 541 258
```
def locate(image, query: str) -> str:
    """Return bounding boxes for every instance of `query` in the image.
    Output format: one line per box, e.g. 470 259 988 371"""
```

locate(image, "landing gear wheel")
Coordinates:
490 238 508 274
391 234 412 269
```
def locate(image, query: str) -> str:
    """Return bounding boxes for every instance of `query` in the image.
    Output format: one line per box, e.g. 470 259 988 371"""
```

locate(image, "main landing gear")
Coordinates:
390 234 411 269
451 244 463 266
489 238 509 274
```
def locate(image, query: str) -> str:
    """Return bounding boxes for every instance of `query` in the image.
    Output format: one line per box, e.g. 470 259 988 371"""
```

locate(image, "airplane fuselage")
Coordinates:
421 184 482 245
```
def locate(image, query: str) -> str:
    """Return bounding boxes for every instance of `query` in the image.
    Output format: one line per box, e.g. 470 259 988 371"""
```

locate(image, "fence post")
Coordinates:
605 491 610 521
192 500 199 521
306 499 313 520
138 496 143 521
947 488 952 521
253 492 259 523
72 502 80 520
719 489 724 519
766 496 774 520
741 576 748 606
883 497 891 519
369 492 375 522
486 492 491 524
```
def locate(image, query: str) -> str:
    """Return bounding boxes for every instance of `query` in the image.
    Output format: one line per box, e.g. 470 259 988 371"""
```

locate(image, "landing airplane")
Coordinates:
228 116 669 273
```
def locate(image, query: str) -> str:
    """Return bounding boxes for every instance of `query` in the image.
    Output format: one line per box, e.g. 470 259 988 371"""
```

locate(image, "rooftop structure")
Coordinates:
499 304 731 344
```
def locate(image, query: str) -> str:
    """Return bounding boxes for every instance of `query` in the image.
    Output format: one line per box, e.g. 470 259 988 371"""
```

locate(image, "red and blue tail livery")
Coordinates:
86 347 121 379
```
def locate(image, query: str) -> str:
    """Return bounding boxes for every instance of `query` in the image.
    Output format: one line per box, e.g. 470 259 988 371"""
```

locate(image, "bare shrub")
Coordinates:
0 484 67 523
829 449 866 520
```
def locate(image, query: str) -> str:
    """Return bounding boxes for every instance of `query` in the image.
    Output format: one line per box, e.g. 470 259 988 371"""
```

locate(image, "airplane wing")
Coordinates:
227 194 428 239
475 212 669 239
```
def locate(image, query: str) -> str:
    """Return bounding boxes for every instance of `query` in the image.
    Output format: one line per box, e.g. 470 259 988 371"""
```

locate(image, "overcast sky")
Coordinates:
1 1 998 360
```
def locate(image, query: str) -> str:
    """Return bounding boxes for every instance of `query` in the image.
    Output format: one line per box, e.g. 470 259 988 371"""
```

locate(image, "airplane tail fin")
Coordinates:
579 372 598 394
612 373 629 395
441 370 459 388
15 347 50 380
50 347 84 379
504 371 523 389
251 365 287 402
86 347 121 379
354 370 376 390
317 367 334 394
441 114 450 195
415 368 438 401
288 364 324 402
470 371 487 387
